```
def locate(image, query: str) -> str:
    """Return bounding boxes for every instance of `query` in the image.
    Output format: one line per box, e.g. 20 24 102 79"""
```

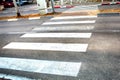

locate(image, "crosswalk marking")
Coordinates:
42 20 96 25
3 42 88 52
0 73 32 80
21 33 92 38
0 57 81 77
32 25 95 31
1 15 96 78
51 16 97 20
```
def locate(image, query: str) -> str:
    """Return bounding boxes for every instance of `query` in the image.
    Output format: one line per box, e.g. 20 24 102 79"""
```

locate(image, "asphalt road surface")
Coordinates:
0 15 120 80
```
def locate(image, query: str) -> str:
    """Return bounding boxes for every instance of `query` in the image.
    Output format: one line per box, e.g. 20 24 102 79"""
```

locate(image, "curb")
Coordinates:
101 1 120 5
0 12 61 21
97 13 120 17
54 5 74 8
0 11 97 21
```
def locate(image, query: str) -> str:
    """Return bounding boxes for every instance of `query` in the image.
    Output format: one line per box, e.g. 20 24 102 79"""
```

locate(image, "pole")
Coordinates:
112 0 114 2
50 0 55 13
13 0 21 17
61 0 63 5
101 0 103 3
70 0 72 5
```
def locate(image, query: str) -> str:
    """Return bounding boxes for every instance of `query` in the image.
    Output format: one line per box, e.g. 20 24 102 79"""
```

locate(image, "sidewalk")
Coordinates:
1 3 120 20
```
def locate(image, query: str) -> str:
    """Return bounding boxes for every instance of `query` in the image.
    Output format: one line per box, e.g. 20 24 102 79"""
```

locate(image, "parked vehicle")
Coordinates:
16 0 34 6
0 0 33 8
16 0 27 5
0 0 14 8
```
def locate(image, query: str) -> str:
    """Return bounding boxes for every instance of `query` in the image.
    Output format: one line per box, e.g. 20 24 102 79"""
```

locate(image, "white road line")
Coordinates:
32 25 95 31
3 42 88 52
7 19 18 21
51 16 97 20
28 17 40 20
5 32 29 34
21 33 92 38
0 57 81 77
42 20 96 25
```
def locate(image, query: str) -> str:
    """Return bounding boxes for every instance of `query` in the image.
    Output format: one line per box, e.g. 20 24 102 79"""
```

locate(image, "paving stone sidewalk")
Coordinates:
0 3 120 20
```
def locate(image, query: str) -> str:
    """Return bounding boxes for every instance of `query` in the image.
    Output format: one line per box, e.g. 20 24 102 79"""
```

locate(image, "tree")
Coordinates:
46 0 50 7
13 0 21 17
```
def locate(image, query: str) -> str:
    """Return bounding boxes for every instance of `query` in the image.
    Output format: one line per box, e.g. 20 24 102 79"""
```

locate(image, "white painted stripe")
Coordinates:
42 20 96 25
21 33 92 38
0 57 81 77
0 73 32 80
8 19 18 21
3 42 88 52
51 16 97 20
32 25 94 31
28 17 40 20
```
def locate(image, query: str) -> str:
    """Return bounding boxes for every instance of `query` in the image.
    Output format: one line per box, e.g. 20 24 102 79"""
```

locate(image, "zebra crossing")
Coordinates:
0 15 97 79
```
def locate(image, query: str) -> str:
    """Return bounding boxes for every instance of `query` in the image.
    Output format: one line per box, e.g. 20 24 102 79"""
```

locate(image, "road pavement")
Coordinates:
0 14 120 80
